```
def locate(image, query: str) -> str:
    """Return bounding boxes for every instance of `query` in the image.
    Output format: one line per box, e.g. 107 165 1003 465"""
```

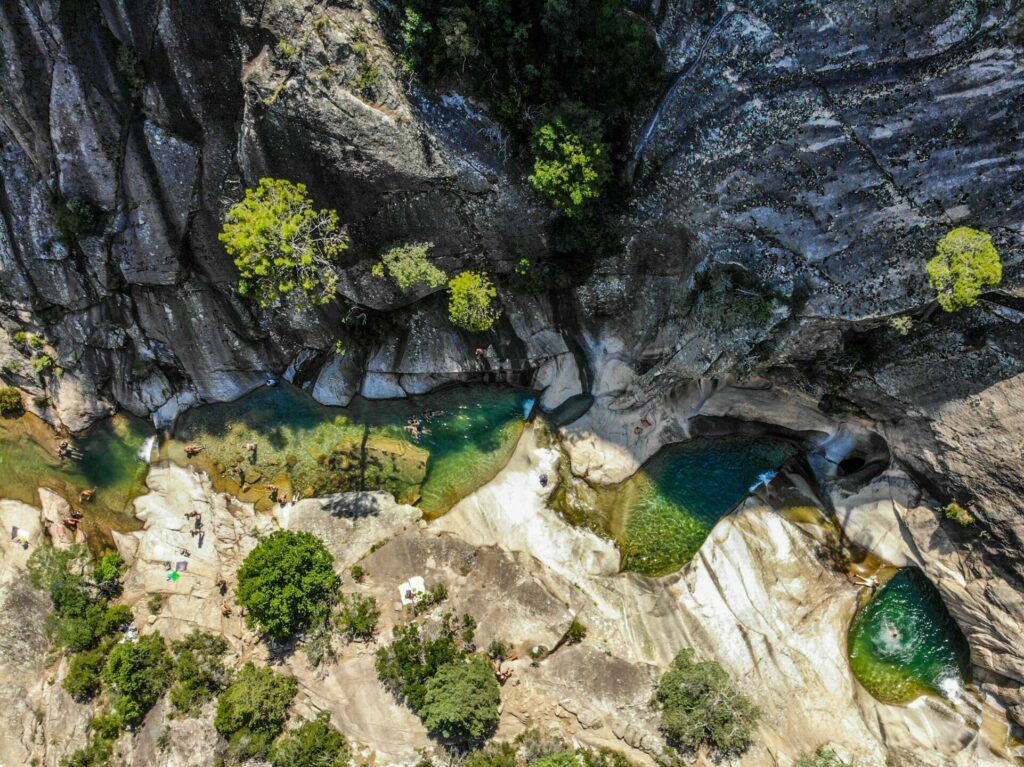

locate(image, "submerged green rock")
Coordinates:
848 567 971 705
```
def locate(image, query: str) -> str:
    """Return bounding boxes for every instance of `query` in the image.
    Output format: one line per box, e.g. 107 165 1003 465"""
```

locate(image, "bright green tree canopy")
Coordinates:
420 655 501 742
269 712 351 767
926 227 1002 312
529 119 610 217
372 242 447 291
235 530 339 641
220 178 348 308
447 270 501 332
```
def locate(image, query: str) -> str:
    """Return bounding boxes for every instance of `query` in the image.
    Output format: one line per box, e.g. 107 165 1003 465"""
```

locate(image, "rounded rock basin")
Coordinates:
848 567 971 705
554 436 797 576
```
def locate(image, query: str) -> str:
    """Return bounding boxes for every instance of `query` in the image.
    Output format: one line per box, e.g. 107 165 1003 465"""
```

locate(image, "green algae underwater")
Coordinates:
168 383 534 517
553 436 797 576
848 567 971 705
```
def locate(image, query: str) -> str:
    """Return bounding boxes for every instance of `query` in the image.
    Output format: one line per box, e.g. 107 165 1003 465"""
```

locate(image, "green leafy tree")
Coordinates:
220 178 349 308
102 633 173 727
654 649 761 757
63 644 110 702
372 242 446 291
375 613 471 711
0 387 23 414
235 530 339 641
529 119 610 217
214 663 298 761
420 655 500 743
169 630 230 715
926 227 1002 312
269 712 351 767
447 271 501 332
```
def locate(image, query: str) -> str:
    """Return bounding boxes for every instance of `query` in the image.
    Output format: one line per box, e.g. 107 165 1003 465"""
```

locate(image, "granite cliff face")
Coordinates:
2 0 1024 762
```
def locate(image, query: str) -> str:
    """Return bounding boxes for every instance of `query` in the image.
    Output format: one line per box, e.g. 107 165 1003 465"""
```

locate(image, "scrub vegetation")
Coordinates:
927 227 1002 312
654 649 761 758
376 612 500 745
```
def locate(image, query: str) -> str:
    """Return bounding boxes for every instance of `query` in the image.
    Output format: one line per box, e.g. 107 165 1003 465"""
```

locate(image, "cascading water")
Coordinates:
137 434 159 463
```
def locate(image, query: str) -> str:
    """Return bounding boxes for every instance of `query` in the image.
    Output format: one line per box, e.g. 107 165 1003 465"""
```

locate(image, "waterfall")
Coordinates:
137 434 158 463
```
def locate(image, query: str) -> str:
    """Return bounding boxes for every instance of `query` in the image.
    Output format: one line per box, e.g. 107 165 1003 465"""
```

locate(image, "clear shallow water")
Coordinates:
0 412 153 544
554 437 796 576
848 567 971 705
170 384 532 517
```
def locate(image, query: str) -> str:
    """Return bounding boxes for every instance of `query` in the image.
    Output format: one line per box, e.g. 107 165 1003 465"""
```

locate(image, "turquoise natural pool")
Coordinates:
170 384 533 517
554 436 796 576
0 412 153 543
848 567 971 705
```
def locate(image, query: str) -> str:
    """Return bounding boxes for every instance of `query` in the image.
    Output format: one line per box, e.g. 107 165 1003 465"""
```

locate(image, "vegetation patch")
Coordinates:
169 631 230 716
376 612 498 745
373 242 447 291
235 530 340 642
214 663 299 761
654 648 761 758
927 227 1001 312
269 712 351 767
448 271 501 332
220 178 349 308
0 386 23 414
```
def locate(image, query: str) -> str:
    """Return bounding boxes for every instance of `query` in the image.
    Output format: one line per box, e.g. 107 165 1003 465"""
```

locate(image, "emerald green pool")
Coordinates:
848 567 971 705
554 436 796 576
170 384 533 517
0 412 153 543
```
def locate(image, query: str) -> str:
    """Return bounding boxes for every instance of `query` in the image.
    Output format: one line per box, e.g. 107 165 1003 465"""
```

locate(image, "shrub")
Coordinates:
486 639 510 661
373 242 446 291
532 751 582 767
62 737 115 767
375 614 472 711
794 747 853 767
927 227 1002 312
0 387 23 414
93 551 127 596
169 630 230 715
63 644 109 702
420 655 500 743
103 633 173 727
269 712 351 767
214 663 298 761
465 742 517 767
99 604 133 636
447 271 501 332
219 178 349 308
55 195 101 241
235 530 340 642
31 354 55 374
888 315 913 336
350 564 366 582
337 593 380 641
529 119 610 217
564 619 587 644
654 649 761 757
943 502 975 526
413 582 448 615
